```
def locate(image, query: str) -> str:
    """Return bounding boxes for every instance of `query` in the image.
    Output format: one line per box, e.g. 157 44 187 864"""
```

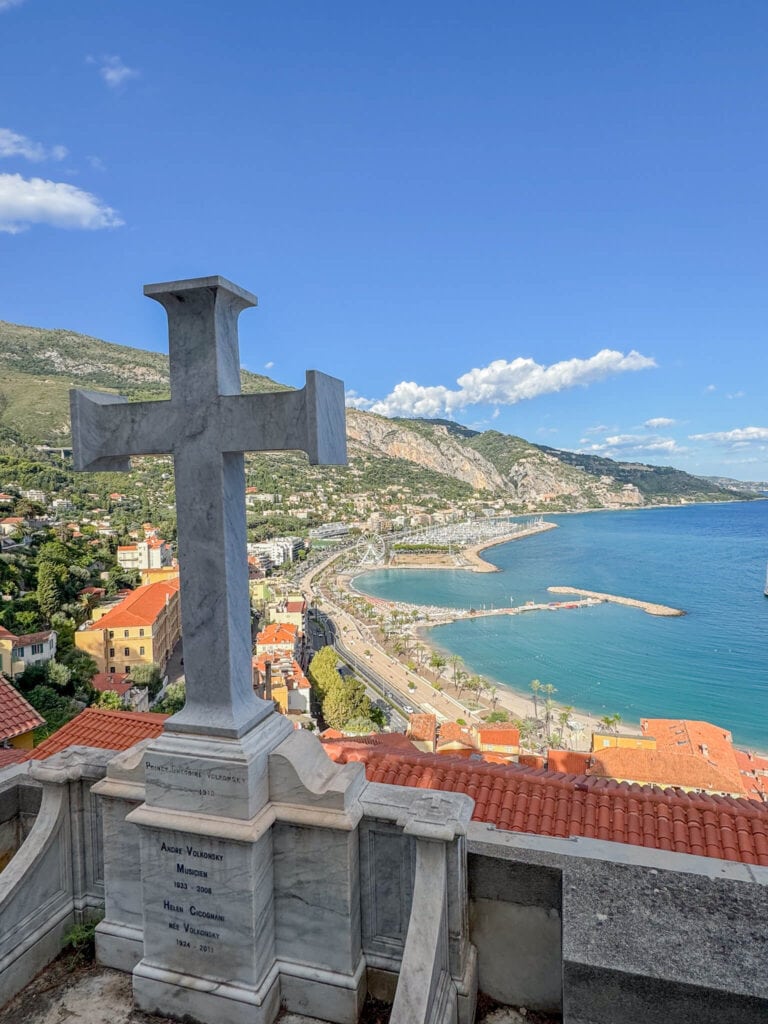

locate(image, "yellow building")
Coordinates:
75 578 181 676
591 731 657 752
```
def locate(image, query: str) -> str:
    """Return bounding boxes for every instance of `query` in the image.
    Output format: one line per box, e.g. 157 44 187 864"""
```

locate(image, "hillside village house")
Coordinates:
252 653 311 716
74 577 181 676
267 596 307 632
0 627 57 679
116 537 173 572
0 675 44 751
254 621 303 663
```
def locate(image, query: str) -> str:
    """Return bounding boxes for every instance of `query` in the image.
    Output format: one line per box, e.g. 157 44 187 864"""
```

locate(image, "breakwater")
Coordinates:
547 586 686 617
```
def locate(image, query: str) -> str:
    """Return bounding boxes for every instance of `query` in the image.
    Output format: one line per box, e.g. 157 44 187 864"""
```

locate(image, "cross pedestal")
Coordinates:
75 278 366 1023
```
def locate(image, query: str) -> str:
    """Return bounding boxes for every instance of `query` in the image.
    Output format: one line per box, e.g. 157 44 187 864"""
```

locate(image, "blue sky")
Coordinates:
2 1 768 479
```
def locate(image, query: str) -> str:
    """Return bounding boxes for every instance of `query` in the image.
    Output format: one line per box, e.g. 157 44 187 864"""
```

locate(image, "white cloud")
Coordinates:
689 427 768 444
0 128 67 163
348 349 656 418
0 174 123 233
0 0 25 11
87 155 106 172
90 55 139 89
579 433 683 457
705 384 717 393
264 361 274 369
644 417 675 429
726 390 745 400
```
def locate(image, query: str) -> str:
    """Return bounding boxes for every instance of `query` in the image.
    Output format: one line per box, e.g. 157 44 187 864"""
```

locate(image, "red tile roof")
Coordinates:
91 673 133 697
476 723 521 747
325 747 768 867
408 713 437 746
0 676 44 741
548 749 592 775
86 578 180 630
256 622 299 645
0 748 28 768
252 655 310 690
640 718 744 794
285 601 306 613
735 749 768 801
23 708 167 760
16 630 54 646
586 748 744 795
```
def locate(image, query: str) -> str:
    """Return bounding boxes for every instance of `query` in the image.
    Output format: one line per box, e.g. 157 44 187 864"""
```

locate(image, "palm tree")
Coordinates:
542 683 557 743
448 654 464 685
555 706 574 748
429 651 446 676
455 669 468 699
599 712 622 735
530 679 542 720
473 675 487 702
488 685 499 709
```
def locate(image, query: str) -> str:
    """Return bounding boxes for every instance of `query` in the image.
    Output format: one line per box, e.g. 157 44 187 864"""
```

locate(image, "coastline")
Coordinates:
386 521 558 573
414 621 642 743
324 501 768 756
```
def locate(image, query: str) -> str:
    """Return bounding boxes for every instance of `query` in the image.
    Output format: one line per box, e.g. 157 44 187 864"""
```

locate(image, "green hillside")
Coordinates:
0 320 286 444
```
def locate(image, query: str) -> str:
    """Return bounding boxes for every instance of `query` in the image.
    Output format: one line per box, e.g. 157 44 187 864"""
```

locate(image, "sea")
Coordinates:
353 501 768 751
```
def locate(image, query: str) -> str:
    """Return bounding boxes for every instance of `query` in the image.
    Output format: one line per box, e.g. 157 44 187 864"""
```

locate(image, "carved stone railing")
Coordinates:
0 749 110 1006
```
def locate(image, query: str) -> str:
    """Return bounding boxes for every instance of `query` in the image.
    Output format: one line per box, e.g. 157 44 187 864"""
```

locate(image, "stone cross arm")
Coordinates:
70 371 346 473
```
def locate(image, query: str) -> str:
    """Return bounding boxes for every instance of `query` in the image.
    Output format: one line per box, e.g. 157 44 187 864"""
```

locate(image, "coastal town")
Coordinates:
1 470 766 820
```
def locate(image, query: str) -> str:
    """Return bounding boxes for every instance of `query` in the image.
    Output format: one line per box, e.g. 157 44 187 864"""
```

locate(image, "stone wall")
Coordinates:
0 775 41 872
468 823 768 1023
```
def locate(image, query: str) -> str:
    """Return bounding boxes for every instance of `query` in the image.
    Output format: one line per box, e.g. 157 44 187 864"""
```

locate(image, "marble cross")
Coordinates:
70 276 346 738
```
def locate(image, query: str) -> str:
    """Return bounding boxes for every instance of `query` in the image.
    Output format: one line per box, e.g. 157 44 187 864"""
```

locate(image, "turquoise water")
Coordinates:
354 502 768 750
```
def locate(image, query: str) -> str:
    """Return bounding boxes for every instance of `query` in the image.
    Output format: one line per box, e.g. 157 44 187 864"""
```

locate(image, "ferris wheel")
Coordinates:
355 531 386 565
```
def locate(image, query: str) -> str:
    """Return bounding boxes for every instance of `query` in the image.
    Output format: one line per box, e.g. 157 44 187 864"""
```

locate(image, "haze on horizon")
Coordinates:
1 1 767 480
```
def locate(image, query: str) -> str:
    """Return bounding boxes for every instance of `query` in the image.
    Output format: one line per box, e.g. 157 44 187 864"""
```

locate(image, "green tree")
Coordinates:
530 679 542 720
37 560 67 620
45 659 73 694
25 684 80 739
541 683 557 743
429 651 446 675
485 709 510 723
322 675 371 730
129 662 163 699
447 654 464 684
96 689 124 710
155 680 186 714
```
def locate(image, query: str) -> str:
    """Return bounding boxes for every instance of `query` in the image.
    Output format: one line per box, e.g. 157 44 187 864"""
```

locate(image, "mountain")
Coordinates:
0 319 752 510
0 320 286 443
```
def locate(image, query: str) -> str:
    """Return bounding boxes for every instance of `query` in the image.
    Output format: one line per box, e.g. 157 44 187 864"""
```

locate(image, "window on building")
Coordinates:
124 666 129 673
110 666 115 674
139 646 145 655
109 630 114 638
109 648 115 657
13 647 23 658
124 630 129 638
139 628 144 637
31 643 43 655
124 647 130 656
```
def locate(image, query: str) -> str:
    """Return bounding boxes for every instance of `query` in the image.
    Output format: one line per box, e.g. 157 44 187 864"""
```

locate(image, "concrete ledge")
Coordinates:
564 962 768 1024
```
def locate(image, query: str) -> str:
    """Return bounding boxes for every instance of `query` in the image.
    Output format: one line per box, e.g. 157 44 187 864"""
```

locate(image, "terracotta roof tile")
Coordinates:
23 708 167 760
0 748 28 768
324 746 768 867
87 578 180 631
0 676 44 741
548 749 592 775
586 747 745 795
